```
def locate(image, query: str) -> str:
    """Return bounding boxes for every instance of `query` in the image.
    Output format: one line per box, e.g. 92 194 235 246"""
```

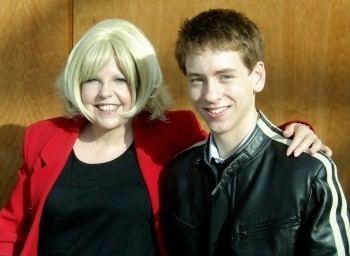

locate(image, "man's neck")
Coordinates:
212 111 258 159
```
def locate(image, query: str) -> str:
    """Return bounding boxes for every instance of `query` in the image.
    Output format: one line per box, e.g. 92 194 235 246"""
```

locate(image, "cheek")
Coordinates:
228 81 253 97
117 87 132 105
188 87 201 103
81 86 97 103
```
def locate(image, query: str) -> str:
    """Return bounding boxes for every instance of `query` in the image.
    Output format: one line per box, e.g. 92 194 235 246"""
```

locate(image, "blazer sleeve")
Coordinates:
302 158 350 255
0 128 33 255
278 120 315 132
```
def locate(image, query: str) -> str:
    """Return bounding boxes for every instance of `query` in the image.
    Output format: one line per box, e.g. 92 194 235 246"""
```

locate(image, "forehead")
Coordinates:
185 49 246 74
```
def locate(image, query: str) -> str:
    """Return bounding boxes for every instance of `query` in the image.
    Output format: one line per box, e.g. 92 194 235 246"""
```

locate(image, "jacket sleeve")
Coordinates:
0 129 32 255
303 156 350 255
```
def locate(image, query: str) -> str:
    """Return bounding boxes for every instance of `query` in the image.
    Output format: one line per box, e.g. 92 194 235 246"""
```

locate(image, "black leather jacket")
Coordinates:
161 112 350 256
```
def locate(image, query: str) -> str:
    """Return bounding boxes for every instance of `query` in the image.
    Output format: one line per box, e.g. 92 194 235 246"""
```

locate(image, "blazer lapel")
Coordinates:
30 118 85 209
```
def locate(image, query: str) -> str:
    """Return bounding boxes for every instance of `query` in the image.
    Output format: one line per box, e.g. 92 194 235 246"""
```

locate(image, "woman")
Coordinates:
0 19 329 256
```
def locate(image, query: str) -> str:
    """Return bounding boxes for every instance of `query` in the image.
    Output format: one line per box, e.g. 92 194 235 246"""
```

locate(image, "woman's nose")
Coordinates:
98 82 114 98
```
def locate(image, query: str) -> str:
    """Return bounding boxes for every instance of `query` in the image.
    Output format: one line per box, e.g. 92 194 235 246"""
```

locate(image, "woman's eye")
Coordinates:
85 78 99 83
115 77 128 84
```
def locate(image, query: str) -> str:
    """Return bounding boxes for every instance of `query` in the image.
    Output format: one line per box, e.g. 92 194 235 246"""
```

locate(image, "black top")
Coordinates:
39 143 156 256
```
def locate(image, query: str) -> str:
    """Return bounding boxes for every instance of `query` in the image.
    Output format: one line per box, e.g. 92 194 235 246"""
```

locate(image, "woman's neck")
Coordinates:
74 121 134 164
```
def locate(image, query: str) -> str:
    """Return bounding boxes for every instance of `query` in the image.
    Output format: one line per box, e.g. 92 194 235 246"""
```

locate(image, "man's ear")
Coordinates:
251 61 265 93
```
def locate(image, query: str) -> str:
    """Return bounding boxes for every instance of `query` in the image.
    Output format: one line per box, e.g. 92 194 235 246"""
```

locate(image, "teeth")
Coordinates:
207 106 228 114
98 104 118 112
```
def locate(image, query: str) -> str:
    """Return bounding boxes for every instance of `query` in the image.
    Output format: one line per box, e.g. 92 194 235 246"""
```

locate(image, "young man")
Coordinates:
161 9 350 256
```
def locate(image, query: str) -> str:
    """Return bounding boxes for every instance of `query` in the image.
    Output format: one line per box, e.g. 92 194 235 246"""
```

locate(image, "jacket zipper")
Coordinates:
211 161 238 196
233 216 299 240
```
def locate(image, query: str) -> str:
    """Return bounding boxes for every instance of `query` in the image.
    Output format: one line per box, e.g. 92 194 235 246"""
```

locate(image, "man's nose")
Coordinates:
202 79 222 102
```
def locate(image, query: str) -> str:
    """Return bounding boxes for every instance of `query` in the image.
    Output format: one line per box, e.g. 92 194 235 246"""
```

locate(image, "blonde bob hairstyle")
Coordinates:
58 19 171 121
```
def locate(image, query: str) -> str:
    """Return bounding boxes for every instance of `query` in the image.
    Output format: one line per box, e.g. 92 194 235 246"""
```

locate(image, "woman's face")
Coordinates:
81 57 133 132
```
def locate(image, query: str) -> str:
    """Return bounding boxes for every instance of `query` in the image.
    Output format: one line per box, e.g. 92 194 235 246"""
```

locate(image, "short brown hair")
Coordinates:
175 8 264 74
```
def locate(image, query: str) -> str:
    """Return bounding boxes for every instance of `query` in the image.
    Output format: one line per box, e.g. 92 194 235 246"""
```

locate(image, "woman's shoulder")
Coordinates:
134 110 206 142
25 116 86 139
28 116 85 130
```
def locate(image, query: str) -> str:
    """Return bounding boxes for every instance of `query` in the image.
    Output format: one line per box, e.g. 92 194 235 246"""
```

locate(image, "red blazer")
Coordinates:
0 110 207 256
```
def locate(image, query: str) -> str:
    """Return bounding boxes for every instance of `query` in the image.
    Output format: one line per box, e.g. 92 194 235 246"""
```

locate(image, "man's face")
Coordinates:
185 48 265 140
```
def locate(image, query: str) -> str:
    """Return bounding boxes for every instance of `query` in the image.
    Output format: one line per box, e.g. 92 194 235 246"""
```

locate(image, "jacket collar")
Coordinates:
39 116 87 166
204 111 268 171
205 111 270 196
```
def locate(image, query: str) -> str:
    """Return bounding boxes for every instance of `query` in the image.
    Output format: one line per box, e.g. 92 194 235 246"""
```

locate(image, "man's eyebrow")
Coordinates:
186 68 236 77
186 72 203 77
214 68 236 75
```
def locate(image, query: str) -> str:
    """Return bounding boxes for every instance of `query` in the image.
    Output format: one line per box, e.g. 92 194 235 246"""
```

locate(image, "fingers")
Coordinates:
282 123 295 139
308 137 322 155
287 132 317 157
284 123 332 158
319 145 333 157
309 140 333 157
286 132 302 156
284 123 309 156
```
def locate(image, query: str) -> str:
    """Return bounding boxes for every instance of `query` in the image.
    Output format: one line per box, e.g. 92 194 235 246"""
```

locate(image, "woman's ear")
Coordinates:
251 61 265 93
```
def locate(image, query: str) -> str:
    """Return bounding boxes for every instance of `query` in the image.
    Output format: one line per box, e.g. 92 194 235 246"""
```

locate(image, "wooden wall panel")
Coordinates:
73 0 350 198
0 0 71 206
0 1 25 205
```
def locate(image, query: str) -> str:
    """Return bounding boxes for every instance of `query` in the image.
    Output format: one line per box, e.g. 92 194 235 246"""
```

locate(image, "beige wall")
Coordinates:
0 0 349 206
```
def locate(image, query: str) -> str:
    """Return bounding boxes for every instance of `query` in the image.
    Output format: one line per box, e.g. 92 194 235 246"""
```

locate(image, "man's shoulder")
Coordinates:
268 139 335 181
161 142 205 192
167 141 206 171
257 111 334 177
301 150 335 178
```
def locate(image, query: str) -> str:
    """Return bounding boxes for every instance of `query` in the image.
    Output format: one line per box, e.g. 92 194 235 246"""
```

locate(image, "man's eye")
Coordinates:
220 75 234 80
189 78 204 85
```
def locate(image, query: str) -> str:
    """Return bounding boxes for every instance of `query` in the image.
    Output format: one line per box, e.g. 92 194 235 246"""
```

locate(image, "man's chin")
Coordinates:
207 123 228 135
